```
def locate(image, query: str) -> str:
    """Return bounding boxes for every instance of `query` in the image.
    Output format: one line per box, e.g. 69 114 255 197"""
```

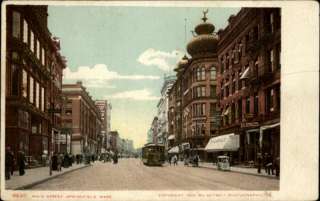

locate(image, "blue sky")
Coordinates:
48 6 240 148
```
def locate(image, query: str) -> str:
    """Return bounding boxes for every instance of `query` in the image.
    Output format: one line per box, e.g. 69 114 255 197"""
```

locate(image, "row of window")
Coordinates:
192 85 217 98
221 86 280 126
12 11 46 67
21 67 46 112
220 11 280 73
193 66 216 81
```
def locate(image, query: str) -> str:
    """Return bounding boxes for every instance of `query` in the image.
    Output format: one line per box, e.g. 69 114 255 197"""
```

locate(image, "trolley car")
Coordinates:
141 143 165 166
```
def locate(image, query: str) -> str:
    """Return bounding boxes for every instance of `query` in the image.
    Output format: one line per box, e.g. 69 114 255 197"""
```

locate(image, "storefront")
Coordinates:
260 122 280 158
205 133 240 164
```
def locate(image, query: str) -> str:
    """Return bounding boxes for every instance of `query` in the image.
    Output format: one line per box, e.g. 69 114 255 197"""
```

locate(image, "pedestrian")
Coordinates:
257 153 262 173
63 153 69 168
53 153 59 170
194 154 199 167
76 154 80 164
265 153 273 175
184 155 189 166
5 147 14 180
173 155 178 166
57 153 62 171
113 153 118 164
17 150 26 176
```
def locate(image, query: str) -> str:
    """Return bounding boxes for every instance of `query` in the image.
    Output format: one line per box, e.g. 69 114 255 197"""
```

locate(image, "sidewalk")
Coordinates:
199 162 279 179
5 163 91 190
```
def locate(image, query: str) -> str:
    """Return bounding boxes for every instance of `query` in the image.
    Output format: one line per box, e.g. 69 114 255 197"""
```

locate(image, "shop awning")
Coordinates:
205 133 240 152
240 67 250 80
168 135 175 140
168 146 179 154
261 122 280 130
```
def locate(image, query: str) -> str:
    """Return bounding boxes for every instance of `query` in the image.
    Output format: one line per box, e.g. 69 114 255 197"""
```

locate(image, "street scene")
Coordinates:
30 159 278 190
3 3 280 193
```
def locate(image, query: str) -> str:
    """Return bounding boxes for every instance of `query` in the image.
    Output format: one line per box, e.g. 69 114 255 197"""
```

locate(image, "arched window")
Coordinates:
201 67 206 80
210 67 216 80
196 67 201 81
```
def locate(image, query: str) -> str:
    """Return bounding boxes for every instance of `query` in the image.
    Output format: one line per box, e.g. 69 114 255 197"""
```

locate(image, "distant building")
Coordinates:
5 5 67 163
150 117 159 144
157 75 176 150
109 131 119 152
94 100 112 153
62 81 102 155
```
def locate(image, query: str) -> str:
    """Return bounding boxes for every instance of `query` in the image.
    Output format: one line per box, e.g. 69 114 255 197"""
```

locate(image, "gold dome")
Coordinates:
187 10 218 57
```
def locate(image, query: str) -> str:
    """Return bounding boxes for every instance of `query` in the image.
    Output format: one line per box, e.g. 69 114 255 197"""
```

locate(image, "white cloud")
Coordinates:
137 48 184 71
63 64 160 81
106 89 160 101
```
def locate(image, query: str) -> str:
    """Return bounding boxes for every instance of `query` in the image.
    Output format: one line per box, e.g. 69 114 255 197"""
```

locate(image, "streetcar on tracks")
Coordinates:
141 143 165 166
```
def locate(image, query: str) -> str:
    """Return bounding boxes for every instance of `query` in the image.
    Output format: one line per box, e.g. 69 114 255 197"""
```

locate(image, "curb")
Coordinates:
14 164 91 190
199 164 279 180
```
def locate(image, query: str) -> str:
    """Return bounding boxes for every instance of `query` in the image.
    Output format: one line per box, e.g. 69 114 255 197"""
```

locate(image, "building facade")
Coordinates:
61 81 102 155
167 11 220 160
5 5 66 164
150 117 159 144
94 100 111 153
156 75 176 149
109 131 119 152
217 8 281 163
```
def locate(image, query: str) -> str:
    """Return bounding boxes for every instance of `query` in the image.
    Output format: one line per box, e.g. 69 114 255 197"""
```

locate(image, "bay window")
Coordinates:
23 19 28 43
210 67 216 80
36 82 40 108
29 76 34 103
41 87 45 112
22 69 28 98
30 31 34 52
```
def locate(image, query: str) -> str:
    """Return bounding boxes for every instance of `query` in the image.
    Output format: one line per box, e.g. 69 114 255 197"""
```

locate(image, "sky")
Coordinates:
48 6 240 149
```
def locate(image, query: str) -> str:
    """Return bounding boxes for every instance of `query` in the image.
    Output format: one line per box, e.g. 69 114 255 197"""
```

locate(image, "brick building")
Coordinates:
167 8 281 163
216 8 281 163
5 5 66 164
61 81 102 155
168 11 220 160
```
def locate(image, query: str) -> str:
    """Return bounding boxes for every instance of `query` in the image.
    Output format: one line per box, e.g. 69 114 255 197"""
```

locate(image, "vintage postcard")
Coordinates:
1 1 318 201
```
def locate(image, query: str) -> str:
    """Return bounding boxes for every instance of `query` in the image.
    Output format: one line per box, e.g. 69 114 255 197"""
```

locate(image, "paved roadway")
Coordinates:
30 158 279 190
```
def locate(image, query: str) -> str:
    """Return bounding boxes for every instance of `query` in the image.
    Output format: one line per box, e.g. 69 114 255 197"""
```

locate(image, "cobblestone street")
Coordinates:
30 158 279 190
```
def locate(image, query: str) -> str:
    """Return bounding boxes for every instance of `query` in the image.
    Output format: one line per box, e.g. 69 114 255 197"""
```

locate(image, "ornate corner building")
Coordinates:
168 8 281 163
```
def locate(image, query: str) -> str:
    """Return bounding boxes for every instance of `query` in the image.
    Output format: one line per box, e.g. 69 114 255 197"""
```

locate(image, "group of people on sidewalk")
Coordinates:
5 147 26 180
51 152 75 171
256 153 280 176
168 154 200 167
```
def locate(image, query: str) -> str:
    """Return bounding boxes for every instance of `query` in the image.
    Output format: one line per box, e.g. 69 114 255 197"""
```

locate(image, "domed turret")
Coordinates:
174 55 189 72
187 10 218 58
